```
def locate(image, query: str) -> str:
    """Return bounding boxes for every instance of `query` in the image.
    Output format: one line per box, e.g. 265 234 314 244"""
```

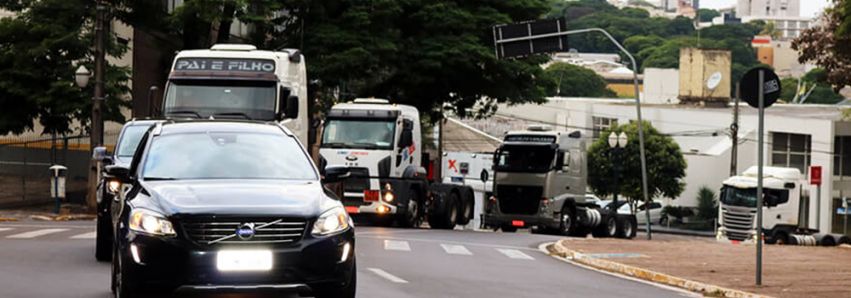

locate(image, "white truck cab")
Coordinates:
162 44 309 144
718 166 812 244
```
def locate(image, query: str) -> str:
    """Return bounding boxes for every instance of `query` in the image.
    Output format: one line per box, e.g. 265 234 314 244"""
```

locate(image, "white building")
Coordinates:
467 97 849 234
737 0 801 18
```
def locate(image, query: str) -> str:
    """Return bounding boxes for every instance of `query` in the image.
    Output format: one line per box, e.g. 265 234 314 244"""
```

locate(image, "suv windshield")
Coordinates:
164 80 276 120
116 125 151 158
494 145 555 173
142 132 316 180
321 119 395 150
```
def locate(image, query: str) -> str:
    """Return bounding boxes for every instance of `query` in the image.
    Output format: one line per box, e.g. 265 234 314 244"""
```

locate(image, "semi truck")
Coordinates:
718 166 849 245
160 44 309 144
318 98 475 229
483 126 637 239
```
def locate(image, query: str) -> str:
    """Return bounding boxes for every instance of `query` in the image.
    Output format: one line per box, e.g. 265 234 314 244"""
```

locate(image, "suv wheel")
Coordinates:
95 214 112 262
112 246 137 298
315 260 357 298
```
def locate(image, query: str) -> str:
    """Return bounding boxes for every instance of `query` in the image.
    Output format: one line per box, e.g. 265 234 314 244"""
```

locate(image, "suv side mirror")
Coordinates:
323 166 351 183
398 129 413 148
93 146 109 161
105 165 132 183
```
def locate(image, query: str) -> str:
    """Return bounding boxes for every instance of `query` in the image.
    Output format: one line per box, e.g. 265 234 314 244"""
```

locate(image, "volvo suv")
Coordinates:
105 120 355 298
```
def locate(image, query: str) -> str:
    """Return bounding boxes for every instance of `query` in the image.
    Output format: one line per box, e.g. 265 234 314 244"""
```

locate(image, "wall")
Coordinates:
678 48 732 103
643 68 680 104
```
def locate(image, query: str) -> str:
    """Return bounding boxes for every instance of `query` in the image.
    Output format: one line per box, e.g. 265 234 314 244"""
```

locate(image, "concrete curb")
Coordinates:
549 239 769 298
0 217 18 222
29 214 96 221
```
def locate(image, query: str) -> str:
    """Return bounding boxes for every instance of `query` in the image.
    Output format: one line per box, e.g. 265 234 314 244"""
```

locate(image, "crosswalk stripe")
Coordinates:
7 228 68 239
0 228 13 232
497 248 535 260
367 268 409 284
440 244 472 256
383 240 411 251
70 232 97 239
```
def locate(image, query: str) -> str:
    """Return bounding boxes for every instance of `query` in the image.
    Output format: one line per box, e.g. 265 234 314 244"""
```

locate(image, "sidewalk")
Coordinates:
0 203 95 221
639 224 715 237
551 236 851 297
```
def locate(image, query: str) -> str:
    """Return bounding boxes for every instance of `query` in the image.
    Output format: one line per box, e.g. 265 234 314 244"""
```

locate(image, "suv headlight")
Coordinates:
129 209 175 236
312 206 351 236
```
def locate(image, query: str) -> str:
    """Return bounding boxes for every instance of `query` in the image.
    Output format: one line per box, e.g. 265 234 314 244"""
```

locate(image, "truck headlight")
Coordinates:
128 209 175 236
107 179 121 194
312 206 351 236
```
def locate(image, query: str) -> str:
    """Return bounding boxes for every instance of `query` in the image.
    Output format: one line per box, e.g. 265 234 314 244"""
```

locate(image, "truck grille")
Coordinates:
496 185 543 215
342 167 370 206
722 206 756 241
182 217 307 245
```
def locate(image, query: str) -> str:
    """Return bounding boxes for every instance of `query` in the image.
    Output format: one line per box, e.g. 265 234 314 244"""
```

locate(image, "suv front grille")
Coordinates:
496 185 543 215
182 218 307 245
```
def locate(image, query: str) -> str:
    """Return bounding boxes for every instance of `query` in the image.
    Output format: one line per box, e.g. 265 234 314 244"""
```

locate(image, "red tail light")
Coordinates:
344 206 359 214
363 190 380 202
511 220 525 227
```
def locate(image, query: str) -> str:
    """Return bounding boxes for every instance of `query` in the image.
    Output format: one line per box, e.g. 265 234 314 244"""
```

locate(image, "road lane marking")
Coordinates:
497 248 535 260
70 231 97 239
367 268 409 284
441 244 472 256
7 228 68 239
359 235 539 252
384 240 411 251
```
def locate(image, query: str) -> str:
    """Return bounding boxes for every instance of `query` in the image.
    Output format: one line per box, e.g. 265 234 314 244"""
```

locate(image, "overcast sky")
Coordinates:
698 0 833 18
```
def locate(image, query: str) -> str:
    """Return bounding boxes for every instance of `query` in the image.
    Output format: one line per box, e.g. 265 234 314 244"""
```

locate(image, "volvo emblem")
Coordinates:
345 155 358 161
236 223 256 240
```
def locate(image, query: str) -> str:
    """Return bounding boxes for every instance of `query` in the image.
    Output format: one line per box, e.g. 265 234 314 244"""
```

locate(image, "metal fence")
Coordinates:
0 131 119 207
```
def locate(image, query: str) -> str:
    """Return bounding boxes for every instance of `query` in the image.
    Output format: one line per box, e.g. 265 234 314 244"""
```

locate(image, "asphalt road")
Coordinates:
0 221 692 298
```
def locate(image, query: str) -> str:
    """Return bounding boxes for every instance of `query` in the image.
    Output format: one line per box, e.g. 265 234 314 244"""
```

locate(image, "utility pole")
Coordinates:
86 0 107 210
730 83 740 176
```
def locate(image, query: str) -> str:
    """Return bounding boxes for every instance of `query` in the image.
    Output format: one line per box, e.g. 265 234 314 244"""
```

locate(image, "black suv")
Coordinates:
105 120 355 298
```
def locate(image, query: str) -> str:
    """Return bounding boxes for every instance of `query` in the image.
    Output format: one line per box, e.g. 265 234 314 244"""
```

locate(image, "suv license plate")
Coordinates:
216 250 273 272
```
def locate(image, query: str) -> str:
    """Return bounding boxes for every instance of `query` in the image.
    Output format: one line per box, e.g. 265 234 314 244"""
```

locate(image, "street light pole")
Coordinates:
86 0 107 210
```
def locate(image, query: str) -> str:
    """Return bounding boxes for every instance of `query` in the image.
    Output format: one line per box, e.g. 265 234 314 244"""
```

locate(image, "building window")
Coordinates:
834 136 851 176
592 117 618 138
771 132 811 173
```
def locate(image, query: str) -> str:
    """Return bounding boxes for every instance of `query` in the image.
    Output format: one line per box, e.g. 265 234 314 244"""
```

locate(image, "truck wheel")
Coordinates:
456 193 474 226
398 189 422 228
616 216 636 239
594 216 617 238
95 214 112 262
771 231 789 245
428 192 458 229
501 225 518 233
558 206 576 236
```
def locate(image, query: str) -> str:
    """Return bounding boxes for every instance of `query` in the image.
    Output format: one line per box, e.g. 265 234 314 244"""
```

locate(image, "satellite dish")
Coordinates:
707 72 723 90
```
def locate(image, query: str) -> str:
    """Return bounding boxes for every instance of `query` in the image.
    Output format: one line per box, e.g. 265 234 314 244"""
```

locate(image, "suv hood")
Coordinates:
141 179 326 217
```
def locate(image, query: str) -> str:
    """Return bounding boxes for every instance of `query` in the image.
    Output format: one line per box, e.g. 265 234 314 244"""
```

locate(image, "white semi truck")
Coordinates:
718 166 849 245
319 99 475 229
483 126 637 239
161 44 309 144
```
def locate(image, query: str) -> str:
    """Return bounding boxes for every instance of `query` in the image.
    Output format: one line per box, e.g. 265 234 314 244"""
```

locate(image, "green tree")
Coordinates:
588 121 687 201
697 8 720 23
779 68 845 104
542 62 616 98
0 0 130 135
793 0 851 91
695 186 718 221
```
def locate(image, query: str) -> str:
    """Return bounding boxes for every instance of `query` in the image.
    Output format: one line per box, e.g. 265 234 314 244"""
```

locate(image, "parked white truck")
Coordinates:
483 126 637 239
161 44 309 144
319 99 475 229
718 166 849 245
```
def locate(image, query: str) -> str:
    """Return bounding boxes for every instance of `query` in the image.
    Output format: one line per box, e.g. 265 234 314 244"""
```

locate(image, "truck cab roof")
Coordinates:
329 98 420 120
723 166 801 190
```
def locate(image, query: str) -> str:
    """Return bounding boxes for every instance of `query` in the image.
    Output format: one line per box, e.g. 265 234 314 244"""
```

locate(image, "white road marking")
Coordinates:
0 228 13 232
70 231 97 239
441 244 473 256
367 268 409 284
497 248 535 260
384 240 411 251
359 235 538 252
7 228 68 239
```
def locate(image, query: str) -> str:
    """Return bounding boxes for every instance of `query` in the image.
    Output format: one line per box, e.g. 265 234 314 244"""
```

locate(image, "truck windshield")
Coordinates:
142 132 316 180
321 119 395 150
164 80 276 120
494 145 555 173
721 187 757 208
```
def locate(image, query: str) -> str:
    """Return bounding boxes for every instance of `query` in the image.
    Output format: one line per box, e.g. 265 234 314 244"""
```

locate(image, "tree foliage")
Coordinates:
779 68 844 104
695 186 718 221
542 62 616 98
588 121 686 201
697 8 720 23
793 0 851 91
0 0 130 135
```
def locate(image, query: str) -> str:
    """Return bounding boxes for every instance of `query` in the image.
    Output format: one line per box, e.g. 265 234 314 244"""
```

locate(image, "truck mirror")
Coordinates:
286 96 299 119
561 152 570 171
398 129 413 148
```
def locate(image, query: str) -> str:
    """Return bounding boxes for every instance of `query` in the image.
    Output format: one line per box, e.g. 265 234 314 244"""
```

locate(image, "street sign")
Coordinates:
493 18 568 59
740 67 781 108
810 166 822 185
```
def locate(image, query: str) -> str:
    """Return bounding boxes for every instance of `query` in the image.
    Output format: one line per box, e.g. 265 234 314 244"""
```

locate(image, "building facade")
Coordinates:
737 0 801 18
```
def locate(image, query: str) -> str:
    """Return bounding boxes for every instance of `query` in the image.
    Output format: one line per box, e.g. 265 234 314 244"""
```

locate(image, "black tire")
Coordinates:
315 260 357 298
456 192 474 226
501 225 518 233
659 215 668 226
112 245 139 298
594 216 618 238
428 192 459 229
398 189 423 228
770 230 789 245
616 216 636 239
558 206 576 236
95 214 112 262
